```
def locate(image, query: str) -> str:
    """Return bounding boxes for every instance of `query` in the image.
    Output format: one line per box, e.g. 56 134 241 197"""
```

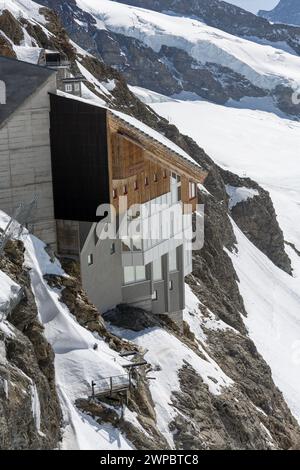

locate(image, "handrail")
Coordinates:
91 372 131 399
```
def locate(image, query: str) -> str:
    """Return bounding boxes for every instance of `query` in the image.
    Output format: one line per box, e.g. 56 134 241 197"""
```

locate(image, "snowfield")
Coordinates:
229 220 300 423
0 210 234 449
76 0 300 91
135 89 300 424
0 211 133 450
108 297 234 448
146 94 300 275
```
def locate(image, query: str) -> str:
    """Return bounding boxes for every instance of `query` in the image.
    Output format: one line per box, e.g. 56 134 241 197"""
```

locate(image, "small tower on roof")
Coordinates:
38 49 85 97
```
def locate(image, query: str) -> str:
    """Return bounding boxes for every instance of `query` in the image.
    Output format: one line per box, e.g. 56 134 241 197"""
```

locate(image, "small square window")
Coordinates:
152 290 158 301
65 83 72 92
123 185 128 195
113 188 117 199
169 280 173 291
88 254 93 266
153 173 158 183
74 83 80 92
110 243 116 255
145 176 149 186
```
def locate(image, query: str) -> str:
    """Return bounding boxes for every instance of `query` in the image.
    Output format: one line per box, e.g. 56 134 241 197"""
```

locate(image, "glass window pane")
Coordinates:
124 266 135 284
135 266 146 282
153 258 162 281
169 249 177 272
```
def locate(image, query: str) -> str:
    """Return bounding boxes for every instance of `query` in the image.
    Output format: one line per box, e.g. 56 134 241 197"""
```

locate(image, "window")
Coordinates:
145 176 149 186
88 254 93 266
123 185 128 195
152 290 158 301
153 258 162 281
169 249 177 272
170 212 175 237
163 169 167 179
171 172 182 204
134 180 138 191
74 83 80 92
124 266 146 285
136 266 146 282
110 243 116 255
124 266 135 284
189 181 196 199
113 188 117 199
65 83 72 92
153 173 158 183
169 280 174 291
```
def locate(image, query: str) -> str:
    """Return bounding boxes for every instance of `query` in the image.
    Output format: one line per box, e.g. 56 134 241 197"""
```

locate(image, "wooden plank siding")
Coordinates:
107 113 206 214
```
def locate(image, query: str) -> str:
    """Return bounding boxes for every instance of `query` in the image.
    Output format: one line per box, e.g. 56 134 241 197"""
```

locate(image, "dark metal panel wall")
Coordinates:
49 94 109 222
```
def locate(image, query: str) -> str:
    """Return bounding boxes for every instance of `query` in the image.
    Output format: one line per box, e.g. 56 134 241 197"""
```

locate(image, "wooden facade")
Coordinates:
49 96 207 224
107 113 206 214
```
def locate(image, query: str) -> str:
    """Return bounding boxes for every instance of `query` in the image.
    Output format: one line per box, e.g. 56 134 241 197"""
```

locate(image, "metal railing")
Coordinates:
0 197 37 257
91 373 131 399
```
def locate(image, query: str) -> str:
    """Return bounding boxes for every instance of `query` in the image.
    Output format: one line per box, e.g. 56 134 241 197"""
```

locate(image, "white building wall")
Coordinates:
0 76 57 246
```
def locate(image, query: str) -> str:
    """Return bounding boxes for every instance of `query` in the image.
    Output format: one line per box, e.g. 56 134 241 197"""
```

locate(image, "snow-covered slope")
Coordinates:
229 220 300 423
145 93 300 270
0 212 133 450
76 0 300 91
132 88 300 422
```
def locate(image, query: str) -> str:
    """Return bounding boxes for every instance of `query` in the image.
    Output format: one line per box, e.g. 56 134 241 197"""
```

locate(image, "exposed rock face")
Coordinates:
36 0 300 115
220 169 292 275
0 241 62 449
0 10 24 45
172 359 300 450
259 0 300 26
1 2 299 450
104 307 300 450
115 0 300 55
94 32 266 103
0 34 16 58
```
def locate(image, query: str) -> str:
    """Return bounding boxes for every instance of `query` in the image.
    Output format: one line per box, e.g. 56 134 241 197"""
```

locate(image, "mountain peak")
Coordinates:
259 0 300 26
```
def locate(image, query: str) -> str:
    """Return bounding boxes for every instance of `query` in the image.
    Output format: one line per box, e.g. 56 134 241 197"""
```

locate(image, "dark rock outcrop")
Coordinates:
36 0 300 115
115 0 300 56
0 10 24 45
220 169 292 275
0 34 16 58
0 241 62 449
259 0 300 27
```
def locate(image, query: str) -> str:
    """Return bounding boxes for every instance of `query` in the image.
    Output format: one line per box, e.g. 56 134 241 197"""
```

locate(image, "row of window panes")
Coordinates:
65 83 80 93
113 171 169 199
124 266 146 285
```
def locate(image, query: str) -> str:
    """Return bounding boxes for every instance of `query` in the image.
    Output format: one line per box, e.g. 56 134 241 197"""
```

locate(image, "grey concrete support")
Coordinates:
0 75 57 247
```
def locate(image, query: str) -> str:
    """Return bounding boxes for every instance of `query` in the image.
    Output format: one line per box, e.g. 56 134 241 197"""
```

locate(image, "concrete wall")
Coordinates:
80 225 123 313
0 75 57 246
79 222 185 319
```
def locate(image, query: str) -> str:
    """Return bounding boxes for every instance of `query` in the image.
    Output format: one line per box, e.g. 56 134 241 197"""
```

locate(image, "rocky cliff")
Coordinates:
113 0 300 54
0 0 299 450
35 0 300 116
259 0 300 26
